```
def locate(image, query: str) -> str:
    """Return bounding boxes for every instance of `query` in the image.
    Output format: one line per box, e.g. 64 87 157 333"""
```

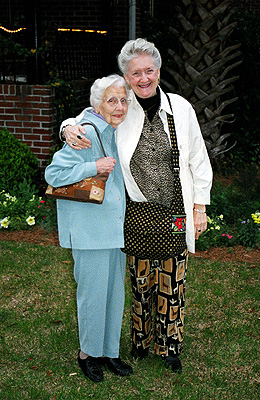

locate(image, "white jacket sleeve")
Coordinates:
59 108 90 136
187 106 212 205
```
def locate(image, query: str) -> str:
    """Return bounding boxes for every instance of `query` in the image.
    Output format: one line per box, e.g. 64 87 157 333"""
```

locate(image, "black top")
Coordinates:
136 88 160 122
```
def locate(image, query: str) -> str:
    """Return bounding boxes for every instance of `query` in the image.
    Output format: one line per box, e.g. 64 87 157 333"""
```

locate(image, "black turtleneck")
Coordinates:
136 88 160 122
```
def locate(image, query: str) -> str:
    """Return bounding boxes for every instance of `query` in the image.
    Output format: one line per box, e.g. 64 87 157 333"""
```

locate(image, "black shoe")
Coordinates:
164 356 182 373
130 345 149 360
104 357 133 376
78 353 104 382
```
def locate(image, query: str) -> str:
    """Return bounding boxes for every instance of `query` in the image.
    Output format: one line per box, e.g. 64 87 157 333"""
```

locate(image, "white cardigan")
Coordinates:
61 87 213 253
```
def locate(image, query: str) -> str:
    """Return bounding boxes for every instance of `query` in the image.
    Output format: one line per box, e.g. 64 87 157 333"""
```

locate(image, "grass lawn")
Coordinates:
0 241 259 400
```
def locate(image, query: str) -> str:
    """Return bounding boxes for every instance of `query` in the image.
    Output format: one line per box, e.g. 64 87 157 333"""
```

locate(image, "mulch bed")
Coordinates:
0 226 260 266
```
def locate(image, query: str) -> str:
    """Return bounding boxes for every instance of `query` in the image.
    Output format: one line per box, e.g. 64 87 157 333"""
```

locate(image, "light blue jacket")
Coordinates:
45 110 125 250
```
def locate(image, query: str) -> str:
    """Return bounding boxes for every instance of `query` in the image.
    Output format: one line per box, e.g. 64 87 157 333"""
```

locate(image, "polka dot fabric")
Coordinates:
122 110 186 260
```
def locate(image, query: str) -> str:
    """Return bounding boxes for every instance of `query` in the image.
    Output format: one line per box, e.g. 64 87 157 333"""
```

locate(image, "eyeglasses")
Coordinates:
102 97 131 107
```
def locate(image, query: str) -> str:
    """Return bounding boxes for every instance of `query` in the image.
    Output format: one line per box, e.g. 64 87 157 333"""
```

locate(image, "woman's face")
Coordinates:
95 85 128 128
124 54 160 99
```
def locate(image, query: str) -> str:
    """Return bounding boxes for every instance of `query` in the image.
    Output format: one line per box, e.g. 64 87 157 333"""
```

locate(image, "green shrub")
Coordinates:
0 179 57 231
0 128 41 194
209 167 260 225
197 171 260 250
196 214 235 251
235 212 260 248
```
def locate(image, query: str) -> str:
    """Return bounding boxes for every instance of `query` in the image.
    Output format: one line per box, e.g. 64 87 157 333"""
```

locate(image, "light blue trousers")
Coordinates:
72 248 126 358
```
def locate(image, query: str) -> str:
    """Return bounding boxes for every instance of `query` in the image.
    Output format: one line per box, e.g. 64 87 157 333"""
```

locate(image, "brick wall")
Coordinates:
0 79 95 173
0 84 57 170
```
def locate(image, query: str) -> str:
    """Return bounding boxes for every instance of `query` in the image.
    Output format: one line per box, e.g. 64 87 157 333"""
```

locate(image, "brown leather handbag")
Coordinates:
45 122 109 204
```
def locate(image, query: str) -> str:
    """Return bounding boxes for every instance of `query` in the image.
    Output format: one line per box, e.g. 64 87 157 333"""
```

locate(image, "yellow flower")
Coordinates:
26 216 35 226
31 49 36 54
1 217 10 228
251 212 260 224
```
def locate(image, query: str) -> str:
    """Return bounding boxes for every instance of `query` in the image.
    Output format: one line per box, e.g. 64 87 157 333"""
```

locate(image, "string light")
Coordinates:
0 26 107 35
57 28 107 34
0 26 26 33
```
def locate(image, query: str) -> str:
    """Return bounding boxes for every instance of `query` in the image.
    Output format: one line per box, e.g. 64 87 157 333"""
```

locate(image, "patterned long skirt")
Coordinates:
128 248 189 357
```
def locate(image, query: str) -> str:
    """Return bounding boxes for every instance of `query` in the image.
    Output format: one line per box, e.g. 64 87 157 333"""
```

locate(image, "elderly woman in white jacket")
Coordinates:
60 38 212 373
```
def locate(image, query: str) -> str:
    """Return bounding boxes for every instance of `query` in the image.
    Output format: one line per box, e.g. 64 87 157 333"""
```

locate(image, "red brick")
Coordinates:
16 115 32 121
23 109 41 115
24 122 41 128
32 103 50 109
41 147 52 153
34 140 52 146
5 108 22 114
23 134 41 140
41 134 54 141
5 95 22 101
23 141 33 147
6 121 22 127
29 147 42 152
33 115 53 122
42 123 57 129
32 129 49 135
42 109 56 116
9 85 16 95
33 88 53 96
16 128 32 134
1 115 14 120
1 101 14 107
23 96 41 102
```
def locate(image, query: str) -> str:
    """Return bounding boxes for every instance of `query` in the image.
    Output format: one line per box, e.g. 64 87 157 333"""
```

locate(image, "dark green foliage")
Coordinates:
226 10 260 166
0 128 41 194
236 217 260 248
196 166 260 250
210 166 260 225
47 77 76 130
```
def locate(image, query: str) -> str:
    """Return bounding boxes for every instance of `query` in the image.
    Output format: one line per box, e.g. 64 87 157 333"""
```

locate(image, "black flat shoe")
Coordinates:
164 356 182 373
130 345 149 360
104 357 133 376
78 353 104 382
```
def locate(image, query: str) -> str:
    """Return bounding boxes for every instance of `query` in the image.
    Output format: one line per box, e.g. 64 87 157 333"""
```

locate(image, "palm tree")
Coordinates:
160 0 242 161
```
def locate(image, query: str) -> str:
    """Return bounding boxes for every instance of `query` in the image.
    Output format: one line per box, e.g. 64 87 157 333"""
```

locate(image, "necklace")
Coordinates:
144 102 158 112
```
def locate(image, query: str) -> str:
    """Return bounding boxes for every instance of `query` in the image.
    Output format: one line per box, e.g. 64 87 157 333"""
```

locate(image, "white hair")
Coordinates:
90 74 129 107
117 38 162 75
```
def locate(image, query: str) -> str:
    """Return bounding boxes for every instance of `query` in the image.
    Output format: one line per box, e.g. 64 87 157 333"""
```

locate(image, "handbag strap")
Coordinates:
165 94 180 172
81 122 107 157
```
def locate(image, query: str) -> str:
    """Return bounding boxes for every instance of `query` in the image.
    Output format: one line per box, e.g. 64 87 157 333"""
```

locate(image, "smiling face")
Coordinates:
124 54 160 99
95 85 128 128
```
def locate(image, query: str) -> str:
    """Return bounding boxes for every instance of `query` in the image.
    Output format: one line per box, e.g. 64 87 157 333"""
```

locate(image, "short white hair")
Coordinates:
117 38 162 75
90 74 129 107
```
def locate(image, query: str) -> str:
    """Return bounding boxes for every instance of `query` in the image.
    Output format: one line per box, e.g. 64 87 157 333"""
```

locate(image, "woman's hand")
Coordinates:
63 125 92 149
96 157 117 174
193 204 207 240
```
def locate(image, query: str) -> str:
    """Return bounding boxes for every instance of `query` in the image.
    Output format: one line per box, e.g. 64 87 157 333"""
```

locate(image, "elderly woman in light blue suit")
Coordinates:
45 74 133 383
